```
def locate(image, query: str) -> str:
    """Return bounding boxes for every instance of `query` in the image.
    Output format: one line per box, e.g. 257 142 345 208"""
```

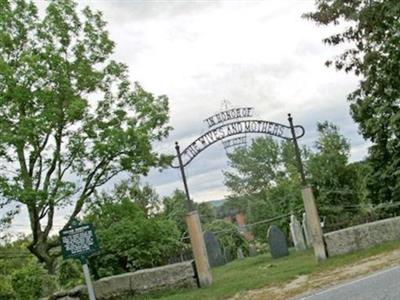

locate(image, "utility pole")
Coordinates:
288 114 327 262
175 142 212 286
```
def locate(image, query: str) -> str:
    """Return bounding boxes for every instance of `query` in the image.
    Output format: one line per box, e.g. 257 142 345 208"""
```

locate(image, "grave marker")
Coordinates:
204 231 226 267
290 215 306 251
267 225 289 259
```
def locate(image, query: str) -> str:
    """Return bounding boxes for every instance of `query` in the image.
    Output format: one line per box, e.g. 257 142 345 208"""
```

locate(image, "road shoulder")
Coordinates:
230 248 400 300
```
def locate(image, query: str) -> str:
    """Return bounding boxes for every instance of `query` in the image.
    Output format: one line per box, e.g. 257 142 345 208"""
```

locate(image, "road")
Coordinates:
296 266 400 300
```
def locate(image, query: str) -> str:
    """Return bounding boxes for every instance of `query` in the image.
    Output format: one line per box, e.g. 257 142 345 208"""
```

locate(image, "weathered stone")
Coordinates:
48 286 85 300
237 248 244 260
290 215 306 251
204 231 226 267
248 244 257 257
324 216 400 257
130 261 197 295
50 261 197 300
267 225 289 259
302 212 312 247
223 247 234 262
93 272 131 299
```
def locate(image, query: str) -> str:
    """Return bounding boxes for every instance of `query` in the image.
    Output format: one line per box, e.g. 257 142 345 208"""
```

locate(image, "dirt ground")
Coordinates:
230 248 400 300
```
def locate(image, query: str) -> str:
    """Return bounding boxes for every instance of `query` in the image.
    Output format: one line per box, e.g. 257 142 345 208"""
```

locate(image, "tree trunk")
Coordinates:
28 236 58 274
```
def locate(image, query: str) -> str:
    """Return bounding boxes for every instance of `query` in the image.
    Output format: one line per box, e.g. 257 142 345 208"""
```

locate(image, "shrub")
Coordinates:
58 259 83 289
205 220 249 260
0 275 15 300
11 263 44 300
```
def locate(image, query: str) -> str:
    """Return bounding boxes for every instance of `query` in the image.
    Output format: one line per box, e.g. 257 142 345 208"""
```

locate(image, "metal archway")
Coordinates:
171 118 305 168
173 112 327 268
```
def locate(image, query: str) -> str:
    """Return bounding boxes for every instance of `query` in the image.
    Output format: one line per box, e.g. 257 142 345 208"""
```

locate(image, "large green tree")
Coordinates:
305 1 400 208
223 137 303 239
162 189 190 237
307 122 365 230
0 0 171 272
105 176 161 218
162 189 215 238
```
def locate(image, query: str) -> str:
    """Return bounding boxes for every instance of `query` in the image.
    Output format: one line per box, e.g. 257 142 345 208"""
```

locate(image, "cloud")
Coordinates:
84 0 221 23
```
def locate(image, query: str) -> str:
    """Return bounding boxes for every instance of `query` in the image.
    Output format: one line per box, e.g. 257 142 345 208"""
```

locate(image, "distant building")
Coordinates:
206 198 253 241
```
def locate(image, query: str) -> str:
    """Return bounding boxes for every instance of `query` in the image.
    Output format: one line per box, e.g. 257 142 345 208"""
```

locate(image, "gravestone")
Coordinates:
290 215 306 251
237 248 244 260
204 231 225 267
267 225 289 259
248 243 257 257
302 212 313 248
223 247 234 263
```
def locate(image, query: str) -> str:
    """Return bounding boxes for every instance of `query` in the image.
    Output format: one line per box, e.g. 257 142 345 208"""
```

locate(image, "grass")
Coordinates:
129 240 400 300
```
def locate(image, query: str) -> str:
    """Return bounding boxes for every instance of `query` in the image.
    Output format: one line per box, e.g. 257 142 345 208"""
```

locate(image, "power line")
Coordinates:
180 208 303 240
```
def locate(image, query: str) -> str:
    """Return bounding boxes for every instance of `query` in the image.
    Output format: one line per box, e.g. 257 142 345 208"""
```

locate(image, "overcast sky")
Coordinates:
8 0 370 234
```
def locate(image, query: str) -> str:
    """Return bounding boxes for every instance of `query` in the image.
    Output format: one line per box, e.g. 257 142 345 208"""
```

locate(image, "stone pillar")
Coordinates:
302 212 312 248
290 215 306 251
186 211 212 287
301 186 327 262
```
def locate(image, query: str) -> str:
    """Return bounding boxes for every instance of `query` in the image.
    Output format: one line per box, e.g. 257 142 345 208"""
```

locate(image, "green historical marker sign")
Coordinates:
60 223 99 260
60 223 99 300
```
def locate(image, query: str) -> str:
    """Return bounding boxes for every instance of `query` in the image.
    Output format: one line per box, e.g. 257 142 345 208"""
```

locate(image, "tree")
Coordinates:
223 137 303 239
106 176 161 218
85 188 181 277
161 189 215 237
306 122 363 230
162 189 190 237
224 137 281 195
0 0 171 273
304 1 400 208
197 201 216 225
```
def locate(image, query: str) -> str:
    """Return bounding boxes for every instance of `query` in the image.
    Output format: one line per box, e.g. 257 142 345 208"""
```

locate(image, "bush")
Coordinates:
0 275 15 300
42 274 59 297
11 263 44 300
86 198 183 277
91 217 182 277
58 259 83 289
205 220 249 260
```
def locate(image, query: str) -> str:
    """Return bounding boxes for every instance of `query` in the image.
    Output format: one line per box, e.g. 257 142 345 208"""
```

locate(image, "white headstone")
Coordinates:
290 215 306 251
237 248 244 260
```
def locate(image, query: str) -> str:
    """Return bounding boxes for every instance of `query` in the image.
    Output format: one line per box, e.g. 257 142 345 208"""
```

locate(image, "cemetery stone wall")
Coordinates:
324 216 400 256
48 261 197 300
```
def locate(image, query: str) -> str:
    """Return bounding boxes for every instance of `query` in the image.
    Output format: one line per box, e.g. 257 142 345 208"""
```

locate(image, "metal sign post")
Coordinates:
60 223 99 299
81 257 96 300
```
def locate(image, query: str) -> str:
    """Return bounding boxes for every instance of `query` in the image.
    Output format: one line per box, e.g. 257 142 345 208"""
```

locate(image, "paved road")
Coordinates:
296 266 400 300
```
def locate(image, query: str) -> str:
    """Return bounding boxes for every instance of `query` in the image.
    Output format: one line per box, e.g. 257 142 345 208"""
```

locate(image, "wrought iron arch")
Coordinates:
171 118 304 168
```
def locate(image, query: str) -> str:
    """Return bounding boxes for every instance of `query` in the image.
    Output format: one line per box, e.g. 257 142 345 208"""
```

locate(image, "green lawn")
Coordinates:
130 240 400 300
